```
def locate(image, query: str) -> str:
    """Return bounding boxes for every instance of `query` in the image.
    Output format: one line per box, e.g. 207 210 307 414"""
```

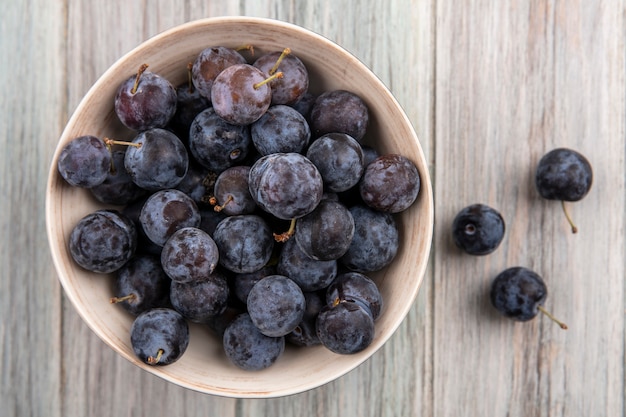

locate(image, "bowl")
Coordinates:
46 16 433 398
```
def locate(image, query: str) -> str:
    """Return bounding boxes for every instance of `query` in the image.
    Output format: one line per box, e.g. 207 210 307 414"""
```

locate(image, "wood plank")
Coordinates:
0 0 67 416
433 1 624 416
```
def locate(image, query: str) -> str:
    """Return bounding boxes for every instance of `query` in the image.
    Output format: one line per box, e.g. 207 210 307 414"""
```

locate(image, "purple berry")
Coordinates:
69 209 137 274
130 308 189 366
452 204 505 256
247 275 306 337
222 313 285 371
253 49 309 105
211 64 274 125
57 135 111 188
114 64 177 131
160 227 219 283
359 154 421 213
248 152 324 220
191 46 246 99
309 90 369 141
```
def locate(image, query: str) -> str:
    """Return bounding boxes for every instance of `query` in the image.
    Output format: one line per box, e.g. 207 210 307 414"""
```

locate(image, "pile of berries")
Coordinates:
57 46 422 370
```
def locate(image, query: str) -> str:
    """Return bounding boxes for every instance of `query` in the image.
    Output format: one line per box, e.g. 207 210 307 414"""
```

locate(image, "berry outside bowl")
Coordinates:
45 16 434 398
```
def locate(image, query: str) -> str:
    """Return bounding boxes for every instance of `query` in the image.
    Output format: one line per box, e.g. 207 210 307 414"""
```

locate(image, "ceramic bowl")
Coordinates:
46 16 433 398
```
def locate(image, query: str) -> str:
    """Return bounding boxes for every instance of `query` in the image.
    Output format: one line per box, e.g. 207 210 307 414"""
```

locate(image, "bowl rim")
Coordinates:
46 15 434 398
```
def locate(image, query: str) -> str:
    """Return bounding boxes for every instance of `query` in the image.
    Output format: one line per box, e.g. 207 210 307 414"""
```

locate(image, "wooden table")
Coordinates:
2 1 624 416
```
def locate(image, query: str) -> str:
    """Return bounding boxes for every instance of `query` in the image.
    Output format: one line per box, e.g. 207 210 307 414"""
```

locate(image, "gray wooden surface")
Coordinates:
1 1 624 416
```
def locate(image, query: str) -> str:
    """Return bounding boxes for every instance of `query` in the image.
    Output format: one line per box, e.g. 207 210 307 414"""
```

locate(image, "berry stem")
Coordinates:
109 293 137 304
187 62 194 93
273 218 297 242
253 71 283 90
269 48 291 75
235 44 255 56
104 137 141 174
147 349 164 365
537 305 568 330
561 200 578 234
104 138 142 148
131 63 149 94
212 195 234 212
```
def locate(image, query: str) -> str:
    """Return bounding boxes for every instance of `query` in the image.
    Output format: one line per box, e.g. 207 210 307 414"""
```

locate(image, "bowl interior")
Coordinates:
46 16 433 398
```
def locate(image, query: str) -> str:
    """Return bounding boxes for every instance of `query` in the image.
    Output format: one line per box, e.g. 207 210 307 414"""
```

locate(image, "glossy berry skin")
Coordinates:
253 51 309 105
316 299 375 354
359 154 421 213
213 165 256 216
124 128 189 191
250 105 311 155
160 227 219 283
309 90 369 141
112 255 171 316
57 135 111 188
535 148 593 201
361 145 380 167
130 308 189 366
189 107 251 173
114 67 177 131
277 238 337 292
211 64 272 126
212 215 274 274
294 199 355 261
248 152 324 220
232 265 276 305
326 272 383 320
191 46 246 99
69 209 137 273
169 270 229 323
290 91 316 119
222 313 285 371
139 189 201 247
247 275 306 337
306 133 365 193
490 267 547 322
452 204 505 256
340 205 399 272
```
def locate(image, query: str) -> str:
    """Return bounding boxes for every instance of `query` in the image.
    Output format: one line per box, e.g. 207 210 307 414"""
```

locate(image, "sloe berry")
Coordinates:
130 308 189 366
222 313 285 371
69 209 137 273
452 204 505 256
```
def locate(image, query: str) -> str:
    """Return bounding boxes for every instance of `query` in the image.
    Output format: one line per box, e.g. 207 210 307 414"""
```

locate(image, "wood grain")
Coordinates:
434 1 625 416
1 0 623 416
1 1 66 416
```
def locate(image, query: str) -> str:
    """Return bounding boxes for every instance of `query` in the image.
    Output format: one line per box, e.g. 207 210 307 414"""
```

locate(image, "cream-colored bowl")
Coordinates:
46 16 433 398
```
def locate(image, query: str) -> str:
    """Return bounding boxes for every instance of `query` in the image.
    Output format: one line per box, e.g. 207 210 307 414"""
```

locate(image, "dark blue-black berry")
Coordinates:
535 148 593 201
130 308 190 366
316 298 375 354
110 255 171 316
452 204 505 256
69 209 137 273
490 267 567 329
535 148 593 233
222 313 285 371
